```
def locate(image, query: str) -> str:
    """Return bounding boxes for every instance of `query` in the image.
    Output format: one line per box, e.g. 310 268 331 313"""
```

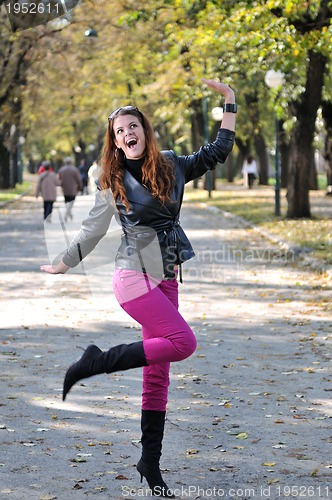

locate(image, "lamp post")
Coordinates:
84 28 98 38
211 106 224 122
17 135 25 184
202 95 213 197
202 102 225 198
264 69 284 216
88 143 96 164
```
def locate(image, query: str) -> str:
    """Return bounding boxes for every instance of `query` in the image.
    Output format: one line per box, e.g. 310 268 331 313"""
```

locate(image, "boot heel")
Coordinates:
136 459 174 498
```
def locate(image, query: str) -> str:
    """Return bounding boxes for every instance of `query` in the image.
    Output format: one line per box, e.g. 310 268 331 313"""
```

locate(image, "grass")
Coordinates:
184 181 332 267
0 181 31 203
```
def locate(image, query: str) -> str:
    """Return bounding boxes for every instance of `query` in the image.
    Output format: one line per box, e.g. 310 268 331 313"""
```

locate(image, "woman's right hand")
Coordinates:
40 261 70 274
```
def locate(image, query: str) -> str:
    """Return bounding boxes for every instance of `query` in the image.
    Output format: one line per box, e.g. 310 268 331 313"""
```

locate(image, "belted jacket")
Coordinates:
62 128 235 280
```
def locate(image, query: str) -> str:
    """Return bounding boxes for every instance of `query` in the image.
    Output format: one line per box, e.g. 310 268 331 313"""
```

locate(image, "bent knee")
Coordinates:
176 333 197 361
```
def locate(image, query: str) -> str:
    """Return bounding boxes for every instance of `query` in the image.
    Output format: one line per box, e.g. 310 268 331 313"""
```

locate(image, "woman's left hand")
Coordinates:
202 79 235 103
40 261 70 274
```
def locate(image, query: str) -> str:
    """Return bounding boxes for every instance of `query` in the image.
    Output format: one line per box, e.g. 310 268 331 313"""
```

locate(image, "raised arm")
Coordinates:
176 79 236 183
201 79 236 132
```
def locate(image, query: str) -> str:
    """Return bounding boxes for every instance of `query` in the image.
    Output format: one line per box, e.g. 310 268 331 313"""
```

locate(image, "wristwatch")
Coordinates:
223 103 238 113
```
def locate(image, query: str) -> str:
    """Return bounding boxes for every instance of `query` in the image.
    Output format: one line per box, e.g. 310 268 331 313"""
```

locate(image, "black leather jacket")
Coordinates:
62 128 235 280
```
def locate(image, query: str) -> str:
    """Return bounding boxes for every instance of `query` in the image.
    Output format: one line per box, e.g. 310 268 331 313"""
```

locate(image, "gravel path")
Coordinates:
0 189 331 500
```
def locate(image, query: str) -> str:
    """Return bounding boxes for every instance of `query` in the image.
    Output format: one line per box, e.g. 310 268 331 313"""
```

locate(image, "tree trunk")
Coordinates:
287 50 327 218
243 92 269 184
235 137 250 177
223 153 235 182
309 148 318 190
253 133 269 185
190 99 205 188
321 100 332 195
279 120 290 188
0 136 10 189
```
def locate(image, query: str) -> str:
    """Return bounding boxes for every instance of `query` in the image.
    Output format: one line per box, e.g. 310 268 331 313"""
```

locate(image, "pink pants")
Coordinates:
112 269 197 411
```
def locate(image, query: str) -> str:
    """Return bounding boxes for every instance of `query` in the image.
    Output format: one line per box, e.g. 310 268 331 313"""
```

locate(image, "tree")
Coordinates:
269 1 332 217
321 98 332 194
0 18 34 188
3 0 331 223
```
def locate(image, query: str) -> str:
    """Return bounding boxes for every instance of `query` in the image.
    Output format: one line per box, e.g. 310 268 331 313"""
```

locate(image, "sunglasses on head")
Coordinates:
108 106 142 121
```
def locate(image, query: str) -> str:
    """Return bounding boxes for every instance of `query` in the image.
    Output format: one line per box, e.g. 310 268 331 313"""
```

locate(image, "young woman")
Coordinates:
40 79 236 497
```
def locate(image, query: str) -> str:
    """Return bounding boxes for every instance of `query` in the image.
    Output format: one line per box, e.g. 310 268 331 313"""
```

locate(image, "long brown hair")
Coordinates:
100 108 175 211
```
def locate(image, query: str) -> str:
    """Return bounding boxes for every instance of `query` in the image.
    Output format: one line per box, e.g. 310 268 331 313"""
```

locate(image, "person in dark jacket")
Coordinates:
58 157 83 222
40 78 237 497
35 162 60 221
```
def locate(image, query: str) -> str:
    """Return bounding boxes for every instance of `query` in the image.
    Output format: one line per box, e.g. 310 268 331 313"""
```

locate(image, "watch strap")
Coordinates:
223 103 238 113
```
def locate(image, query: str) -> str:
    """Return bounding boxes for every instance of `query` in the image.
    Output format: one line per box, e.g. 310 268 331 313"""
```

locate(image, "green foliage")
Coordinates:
1 0 331 165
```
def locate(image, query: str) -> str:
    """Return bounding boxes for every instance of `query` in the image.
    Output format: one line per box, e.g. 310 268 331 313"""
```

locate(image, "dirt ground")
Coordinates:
0 185 331 500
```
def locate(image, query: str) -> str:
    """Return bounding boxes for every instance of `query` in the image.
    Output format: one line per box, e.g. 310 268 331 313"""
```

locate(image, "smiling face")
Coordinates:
113 114 146 160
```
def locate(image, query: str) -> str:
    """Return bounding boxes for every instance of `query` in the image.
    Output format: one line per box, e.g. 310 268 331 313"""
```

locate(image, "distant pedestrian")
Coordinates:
242 154 258 189
88 160 101 193
35 163 60 221
37 160 54 175
58 157 83 222
79 159 89 195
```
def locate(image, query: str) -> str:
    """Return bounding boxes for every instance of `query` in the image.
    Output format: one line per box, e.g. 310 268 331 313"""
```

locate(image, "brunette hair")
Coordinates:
100 108 175 211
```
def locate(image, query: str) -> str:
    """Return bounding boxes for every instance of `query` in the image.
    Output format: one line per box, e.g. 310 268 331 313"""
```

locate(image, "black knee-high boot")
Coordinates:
136 410 175 498
62 342 147 401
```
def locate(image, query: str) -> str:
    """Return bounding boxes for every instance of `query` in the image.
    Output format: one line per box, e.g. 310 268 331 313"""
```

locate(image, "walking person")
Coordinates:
38 159 54 174
35 162 60 221
242 153 258 189
88 160 101 193
58 157 83 222
79 158 90 194
40 78 236 497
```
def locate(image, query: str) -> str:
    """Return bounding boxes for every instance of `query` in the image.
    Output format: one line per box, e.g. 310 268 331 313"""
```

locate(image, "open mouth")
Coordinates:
126 138 138 149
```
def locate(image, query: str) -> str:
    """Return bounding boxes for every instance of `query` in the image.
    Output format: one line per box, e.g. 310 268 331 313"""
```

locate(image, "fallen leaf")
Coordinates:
236 433 248 440
267 478 279 485
218 399 230 406
186 449 199 455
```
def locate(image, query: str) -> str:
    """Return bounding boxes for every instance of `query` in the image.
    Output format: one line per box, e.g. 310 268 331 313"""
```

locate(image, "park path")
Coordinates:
0 186 331 500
